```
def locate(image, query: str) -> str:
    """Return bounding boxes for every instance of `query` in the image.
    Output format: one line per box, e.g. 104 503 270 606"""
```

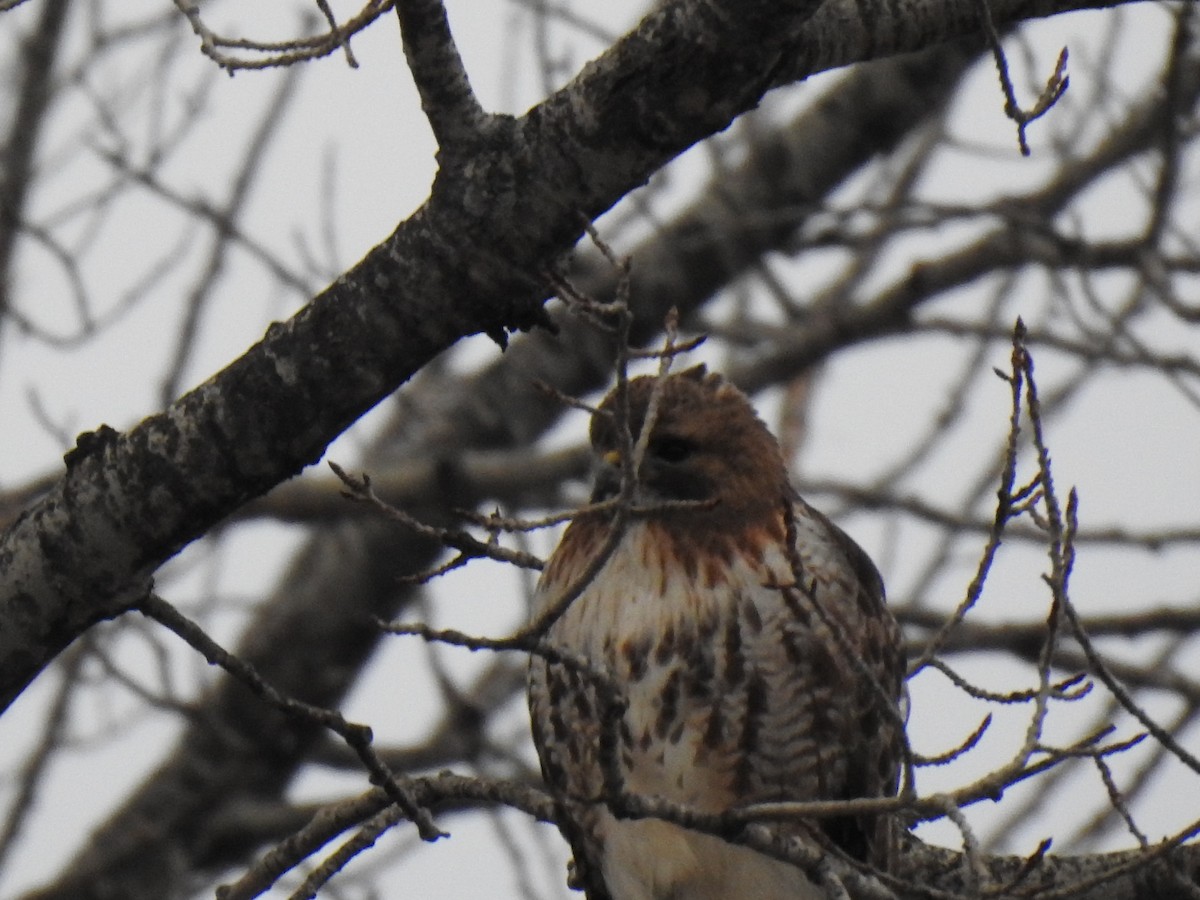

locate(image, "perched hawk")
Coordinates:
527 367 905 900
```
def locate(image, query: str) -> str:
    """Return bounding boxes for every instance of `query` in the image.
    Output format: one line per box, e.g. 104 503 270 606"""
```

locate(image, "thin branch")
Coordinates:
907 319 1028 676
315 0 359 68
138 593 447 842
0 0 71 323
329 462 547 573
159 60 309 405
216 774 558 900
394 0 488 150
286 805 404 900
974 0 1070 155
172 0 394 71
0 645 85 870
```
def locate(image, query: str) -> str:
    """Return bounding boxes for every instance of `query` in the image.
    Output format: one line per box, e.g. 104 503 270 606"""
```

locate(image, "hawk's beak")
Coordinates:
591 450 623 501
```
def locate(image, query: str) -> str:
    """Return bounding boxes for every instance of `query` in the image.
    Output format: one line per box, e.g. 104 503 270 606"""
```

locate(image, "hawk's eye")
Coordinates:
650 436 693 463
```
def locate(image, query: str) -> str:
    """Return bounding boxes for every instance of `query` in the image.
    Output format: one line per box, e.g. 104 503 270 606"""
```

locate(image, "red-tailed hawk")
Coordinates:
527 367 904 900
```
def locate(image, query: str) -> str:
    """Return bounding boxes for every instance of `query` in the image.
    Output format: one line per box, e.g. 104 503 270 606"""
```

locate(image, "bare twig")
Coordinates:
974 0 1070 155
172 0 393 71
139 593 446 842
329 461 547 574
908 319 1030 676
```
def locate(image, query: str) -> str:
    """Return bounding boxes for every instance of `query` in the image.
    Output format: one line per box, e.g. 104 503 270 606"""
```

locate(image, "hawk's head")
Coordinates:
587 366 788 523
